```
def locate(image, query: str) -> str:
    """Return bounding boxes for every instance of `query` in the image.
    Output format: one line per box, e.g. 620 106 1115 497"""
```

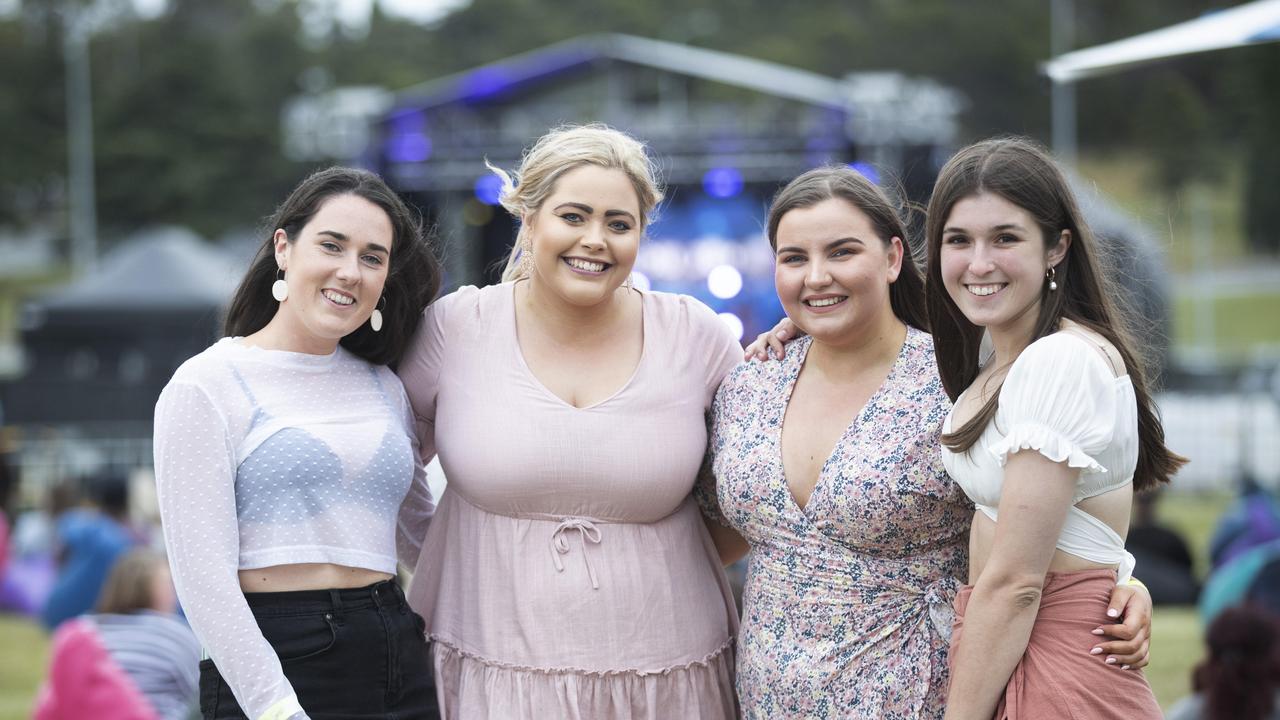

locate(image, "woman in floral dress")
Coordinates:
701 167 1153 719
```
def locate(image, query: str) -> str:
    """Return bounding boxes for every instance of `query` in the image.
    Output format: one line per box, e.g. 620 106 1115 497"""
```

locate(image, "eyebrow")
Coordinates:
775 237 864 255
554 202 638 224
316 230 390 255
942 223 1029 235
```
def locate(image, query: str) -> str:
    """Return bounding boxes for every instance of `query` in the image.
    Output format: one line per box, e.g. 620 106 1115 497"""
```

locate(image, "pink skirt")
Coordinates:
951 568 1161 720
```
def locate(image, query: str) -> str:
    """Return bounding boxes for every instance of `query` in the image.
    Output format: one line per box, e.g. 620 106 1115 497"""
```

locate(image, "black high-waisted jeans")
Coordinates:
198 580 439 720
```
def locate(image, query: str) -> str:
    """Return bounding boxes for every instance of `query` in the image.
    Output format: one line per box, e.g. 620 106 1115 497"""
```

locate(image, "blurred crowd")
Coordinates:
0 458 200 720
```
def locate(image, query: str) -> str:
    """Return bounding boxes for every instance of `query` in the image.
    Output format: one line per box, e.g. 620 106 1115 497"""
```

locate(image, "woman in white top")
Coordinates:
153 167 441 720
924 137 1186 719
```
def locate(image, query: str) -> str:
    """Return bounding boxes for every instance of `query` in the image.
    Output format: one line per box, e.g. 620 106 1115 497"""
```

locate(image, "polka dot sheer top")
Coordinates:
153 338 434 720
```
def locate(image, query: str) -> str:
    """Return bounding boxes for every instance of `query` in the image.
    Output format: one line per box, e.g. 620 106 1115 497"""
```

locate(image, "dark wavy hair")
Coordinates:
923 137 1184 491
766 166 928 332
223 167 441 366
1193 605 1280 720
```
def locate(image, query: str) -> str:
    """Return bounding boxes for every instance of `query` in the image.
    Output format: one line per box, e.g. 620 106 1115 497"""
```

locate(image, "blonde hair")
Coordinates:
95 548 167 615
488 124 664 282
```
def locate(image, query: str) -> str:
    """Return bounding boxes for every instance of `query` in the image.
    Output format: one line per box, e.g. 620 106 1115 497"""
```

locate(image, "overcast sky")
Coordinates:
0 0 470 28
334 0 468 26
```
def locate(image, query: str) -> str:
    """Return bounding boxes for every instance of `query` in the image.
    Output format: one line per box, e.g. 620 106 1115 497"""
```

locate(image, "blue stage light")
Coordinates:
474 174 504 206
703 167 744 199
849 162 880 185
707 265 743 300
717 312 745 341
386 110 432 163
461 67 515 101
387 132 432 163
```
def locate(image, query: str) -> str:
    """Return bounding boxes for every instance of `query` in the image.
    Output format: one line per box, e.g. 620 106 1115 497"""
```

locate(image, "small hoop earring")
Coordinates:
1046 265 1058 292
271 268 289 302
370 295 386 333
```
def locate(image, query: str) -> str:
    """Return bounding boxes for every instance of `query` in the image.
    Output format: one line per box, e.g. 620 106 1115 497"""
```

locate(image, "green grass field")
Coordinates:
1076 152 1280 364
0 615 48 719
1173 291 1280 361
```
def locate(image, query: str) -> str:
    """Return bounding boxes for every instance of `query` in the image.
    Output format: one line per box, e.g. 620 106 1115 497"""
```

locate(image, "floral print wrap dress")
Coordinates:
699 328 972 719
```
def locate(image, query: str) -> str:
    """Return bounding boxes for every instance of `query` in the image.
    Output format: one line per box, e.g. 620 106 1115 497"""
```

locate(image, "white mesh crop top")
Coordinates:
153 338 435 720
941 332 1139 582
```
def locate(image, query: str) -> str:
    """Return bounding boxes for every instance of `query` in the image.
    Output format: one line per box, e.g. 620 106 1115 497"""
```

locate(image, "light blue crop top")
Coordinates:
154 338 435 720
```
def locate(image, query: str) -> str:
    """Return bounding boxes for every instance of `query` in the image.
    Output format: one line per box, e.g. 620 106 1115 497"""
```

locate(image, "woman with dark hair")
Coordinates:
153 167 441 720
1166 605 1280 720
731 165 1156 718
925 138 1184 719
699 166 966 718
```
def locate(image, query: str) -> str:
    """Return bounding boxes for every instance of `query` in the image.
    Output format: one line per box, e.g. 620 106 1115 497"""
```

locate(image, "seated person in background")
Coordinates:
40 474 139 629
1208 475 1280 571
1125 489 1198 604
1165 604 1280 720
35 548 200 720
0 455 11 600
90 549 200 720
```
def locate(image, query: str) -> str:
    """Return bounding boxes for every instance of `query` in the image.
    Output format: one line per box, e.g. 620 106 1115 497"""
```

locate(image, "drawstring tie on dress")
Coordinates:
551 517 603 590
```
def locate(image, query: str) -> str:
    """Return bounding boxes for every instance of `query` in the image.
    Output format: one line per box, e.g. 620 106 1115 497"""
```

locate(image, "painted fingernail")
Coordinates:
1121 665 1130 671
1091 628 1104 635
1090 647 1103 655
1105 657 1117 665
1107 609 1120 618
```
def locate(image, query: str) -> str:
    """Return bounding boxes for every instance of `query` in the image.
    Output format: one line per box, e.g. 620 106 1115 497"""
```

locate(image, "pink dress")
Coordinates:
397 282 742 720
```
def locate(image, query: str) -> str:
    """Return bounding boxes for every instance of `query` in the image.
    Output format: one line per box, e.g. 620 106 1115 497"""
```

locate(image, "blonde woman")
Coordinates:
398 124 741 719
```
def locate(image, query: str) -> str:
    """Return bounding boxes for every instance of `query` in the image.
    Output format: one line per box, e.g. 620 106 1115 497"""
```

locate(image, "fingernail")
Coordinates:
1091 628 1104 635
1121 665 1130 671
1107 609 1120 618
1090 647 1103 655
1105 657 1117 665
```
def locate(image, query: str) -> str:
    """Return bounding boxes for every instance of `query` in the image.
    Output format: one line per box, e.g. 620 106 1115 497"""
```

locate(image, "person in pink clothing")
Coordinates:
927 138 1186 719
397 124 741 719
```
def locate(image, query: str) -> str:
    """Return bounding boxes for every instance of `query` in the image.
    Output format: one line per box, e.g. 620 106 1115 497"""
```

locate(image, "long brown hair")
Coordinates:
766 166 928 332
223 167 441 367
924 137 1184 490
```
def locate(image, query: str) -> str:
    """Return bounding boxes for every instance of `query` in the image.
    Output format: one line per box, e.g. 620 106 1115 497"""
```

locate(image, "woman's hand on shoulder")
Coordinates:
1093 580 1152 670
743 316 800 361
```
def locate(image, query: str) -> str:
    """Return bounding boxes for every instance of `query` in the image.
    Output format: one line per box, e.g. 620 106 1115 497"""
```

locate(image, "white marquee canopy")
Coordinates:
1043 0 1280 83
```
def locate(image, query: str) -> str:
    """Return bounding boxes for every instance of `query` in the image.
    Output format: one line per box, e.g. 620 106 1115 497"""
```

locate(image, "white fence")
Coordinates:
1159 392 1280 491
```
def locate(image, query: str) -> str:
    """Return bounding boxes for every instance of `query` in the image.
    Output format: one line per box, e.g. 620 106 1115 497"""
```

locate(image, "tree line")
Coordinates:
2 0 1276 252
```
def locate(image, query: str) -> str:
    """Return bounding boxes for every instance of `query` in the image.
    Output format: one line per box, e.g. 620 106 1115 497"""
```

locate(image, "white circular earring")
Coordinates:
271 268 289 302
370 296 385 332
1046 265 1058 292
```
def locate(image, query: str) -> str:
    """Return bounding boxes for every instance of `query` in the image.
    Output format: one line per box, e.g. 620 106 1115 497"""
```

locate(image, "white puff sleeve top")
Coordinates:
153 339 434 720
941 332 1139 581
